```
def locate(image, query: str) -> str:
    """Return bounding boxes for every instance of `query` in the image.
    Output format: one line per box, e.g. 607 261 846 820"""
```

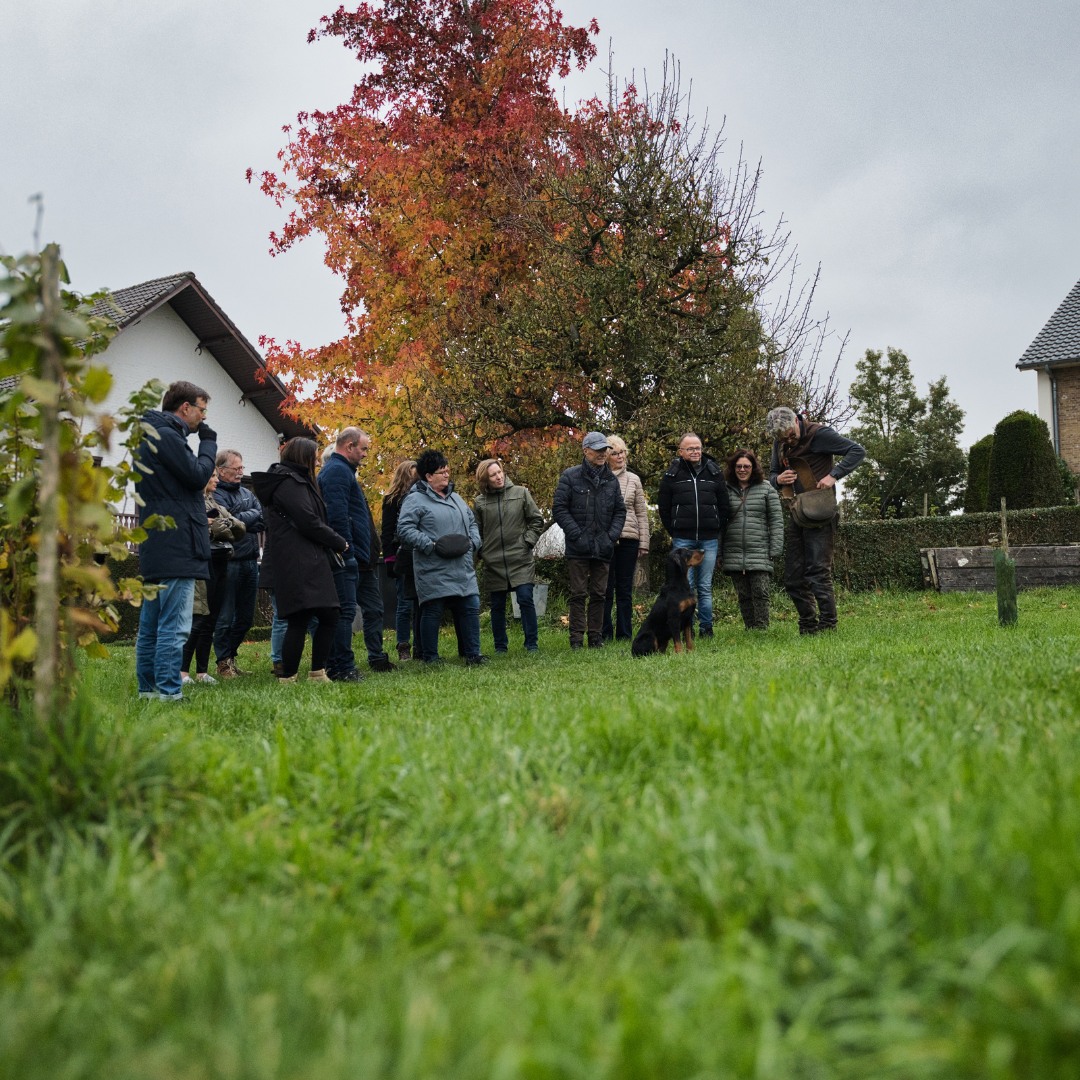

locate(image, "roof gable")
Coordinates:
1017 276 1080 369
91 273 313 439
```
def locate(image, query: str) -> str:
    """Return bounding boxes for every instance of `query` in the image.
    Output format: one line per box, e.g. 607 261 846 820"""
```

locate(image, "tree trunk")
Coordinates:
34 244 63 720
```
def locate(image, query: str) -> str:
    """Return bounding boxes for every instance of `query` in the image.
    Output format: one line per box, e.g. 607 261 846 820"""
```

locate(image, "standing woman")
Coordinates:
602 436 650 641
721 448 784 630
382 459 420 663
181 472 246 683
474 459 545 654
252 438 349 682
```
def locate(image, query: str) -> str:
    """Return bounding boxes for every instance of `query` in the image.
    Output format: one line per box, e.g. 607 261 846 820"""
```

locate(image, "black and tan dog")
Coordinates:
631 547 705 656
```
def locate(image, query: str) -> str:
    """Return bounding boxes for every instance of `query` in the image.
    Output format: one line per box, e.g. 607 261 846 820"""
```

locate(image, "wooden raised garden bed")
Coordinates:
920 544 1080 592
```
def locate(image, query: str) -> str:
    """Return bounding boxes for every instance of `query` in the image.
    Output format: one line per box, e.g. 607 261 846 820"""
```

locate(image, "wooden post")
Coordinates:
995 496 1017 626
34 244 63 720
923 492 928 517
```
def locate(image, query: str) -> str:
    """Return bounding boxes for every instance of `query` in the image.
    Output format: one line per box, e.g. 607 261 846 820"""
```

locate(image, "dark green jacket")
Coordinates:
721 481 784 572
473 480 545 592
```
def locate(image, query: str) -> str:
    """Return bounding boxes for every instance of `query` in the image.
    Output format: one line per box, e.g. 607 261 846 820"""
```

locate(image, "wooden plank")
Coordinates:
936 564 1080 592
929 545 1080 574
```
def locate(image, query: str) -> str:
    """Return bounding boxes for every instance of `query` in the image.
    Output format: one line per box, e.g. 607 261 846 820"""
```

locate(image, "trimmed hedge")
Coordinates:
987 410 1064 509
963 433 993 513
537 505 1080 596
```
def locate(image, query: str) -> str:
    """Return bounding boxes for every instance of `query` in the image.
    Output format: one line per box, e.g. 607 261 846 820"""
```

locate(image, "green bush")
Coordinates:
963 433 993 512
987 410 1064 510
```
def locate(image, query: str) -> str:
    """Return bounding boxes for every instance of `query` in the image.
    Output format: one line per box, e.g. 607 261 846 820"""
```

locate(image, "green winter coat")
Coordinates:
721 481 784 572
473 480 545 593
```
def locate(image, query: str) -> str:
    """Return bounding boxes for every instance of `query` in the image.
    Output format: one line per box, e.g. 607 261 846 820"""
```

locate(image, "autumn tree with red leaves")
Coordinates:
253 0 598 491
254 2 844 499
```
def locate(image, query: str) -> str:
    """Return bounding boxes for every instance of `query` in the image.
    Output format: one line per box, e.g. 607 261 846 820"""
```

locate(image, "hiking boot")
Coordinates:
271 661 283 677
465 655 490 667
308 669 332 683
277 674 298 684
397 642 412 663
216 659 237 680
369 656 398 673
229 658 253 676
698 627 714 638
329 669 366 683
587 638 604 649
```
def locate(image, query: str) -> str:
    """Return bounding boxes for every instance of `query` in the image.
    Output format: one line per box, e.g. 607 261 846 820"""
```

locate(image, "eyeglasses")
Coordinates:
187 403 207 415
735 463 752 470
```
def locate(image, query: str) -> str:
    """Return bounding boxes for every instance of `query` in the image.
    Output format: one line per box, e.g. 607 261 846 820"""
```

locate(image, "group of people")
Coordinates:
132 381 865 699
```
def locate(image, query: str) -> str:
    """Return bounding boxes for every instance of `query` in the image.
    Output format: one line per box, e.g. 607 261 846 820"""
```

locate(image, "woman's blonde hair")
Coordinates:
320 443 335 465
607 435 627 455
387 459 417 501
475 458 503 492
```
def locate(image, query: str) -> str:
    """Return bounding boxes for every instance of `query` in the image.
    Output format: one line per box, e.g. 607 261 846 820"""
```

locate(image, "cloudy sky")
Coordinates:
4 0 1078 447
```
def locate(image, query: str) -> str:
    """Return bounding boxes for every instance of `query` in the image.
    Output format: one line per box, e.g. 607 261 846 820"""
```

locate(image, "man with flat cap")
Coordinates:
552 432 627 649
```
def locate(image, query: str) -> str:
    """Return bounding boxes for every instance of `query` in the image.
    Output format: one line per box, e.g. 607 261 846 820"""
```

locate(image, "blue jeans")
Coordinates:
671 537 718 632
356 566 389 665
395 575 417 646
327 560 359 675
419 593 480 662
270 593 317 664
136 577 195 699
490 584 538 651
213 558 259 662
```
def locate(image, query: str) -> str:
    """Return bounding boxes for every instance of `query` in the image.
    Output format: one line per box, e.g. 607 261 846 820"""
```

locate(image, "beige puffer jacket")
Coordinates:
612 466 650 549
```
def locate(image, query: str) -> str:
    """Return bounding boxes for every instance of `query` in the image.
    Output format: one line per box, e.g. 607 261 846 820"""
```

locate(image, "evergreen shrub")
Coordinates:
963 433 993 513
987 410 1064 510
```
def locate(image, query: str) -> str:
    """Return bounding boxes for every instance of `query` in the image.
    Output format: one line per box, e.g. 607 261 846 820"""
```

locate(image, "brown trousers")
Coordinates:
567 558 610 645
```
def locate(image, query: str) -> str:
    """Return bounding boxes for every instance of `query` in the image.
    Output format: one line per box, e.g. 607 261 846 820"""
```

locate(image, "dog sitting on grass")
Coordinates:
631 547 705 656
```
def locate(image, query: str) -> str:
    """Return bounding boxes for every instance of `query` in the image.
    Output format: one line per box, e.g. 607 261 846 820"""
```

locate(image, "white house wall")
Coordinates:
1037 368 1054 433
94 305 284 483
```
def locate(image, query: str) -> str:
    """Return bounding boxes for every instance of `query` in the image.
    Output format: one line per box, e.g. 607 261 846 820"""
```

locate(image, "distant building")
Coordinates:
1016 276 1080 472
92 272 312 477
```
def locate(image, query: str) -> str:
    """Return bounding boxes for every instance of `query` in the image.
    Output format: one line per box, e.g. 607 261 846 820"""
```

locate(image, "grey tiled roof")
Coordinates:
1017 276 1080 368
92 272 193 327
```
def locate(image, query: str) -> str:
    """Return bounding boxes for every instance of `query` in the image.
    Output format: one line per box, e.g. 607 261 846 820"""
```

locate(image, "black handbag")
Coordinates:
434 533 472 559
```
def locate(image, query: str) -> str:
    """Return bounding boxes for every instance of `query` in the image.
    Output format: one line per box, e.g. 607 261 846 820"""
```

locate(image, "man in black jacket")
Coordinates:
211 450 264 678
766 406 866 634
134 380 217 701
552 432 626 649
657 433 728 638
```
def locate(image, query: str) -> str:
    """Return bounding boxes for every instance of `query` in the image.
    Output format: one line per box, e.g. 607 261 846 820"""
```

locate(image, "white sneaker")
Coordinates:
196 673 217 684
181 674 194 685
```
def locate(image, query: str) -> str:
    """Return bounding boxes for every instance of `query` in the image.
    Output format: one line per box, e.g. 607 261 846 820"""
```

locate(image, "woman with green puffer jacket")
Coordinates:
721 448 784 629
473 460 545 653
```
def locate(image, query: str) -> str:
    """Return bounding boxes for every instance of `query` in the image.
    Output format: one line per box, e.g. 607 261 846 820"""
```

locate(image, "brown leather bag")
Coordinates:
781 458 836 528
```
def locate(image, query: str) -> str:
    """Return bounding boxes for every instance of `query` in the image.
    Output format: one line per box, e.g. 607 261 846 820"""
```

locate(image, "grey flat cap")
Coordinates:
582 431 612 451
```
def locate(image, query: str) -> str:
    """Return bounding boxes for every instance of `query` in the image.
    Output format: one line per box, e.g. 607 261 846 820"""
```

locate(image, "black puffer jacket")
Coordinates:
251 462 348 618
657 454 729 542
212 479 264 560
551 461 627 560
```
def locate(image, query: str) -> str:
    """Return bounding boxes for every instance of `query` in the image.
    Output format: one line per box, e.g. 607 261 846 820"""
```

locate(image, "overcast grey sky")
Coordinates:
4 0 1079 446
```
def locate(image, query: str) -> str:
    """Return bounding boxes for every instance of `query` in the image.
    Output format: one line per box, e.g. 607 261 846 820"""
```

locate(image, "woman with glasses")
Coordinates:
721 448 784 630
602 436 649 641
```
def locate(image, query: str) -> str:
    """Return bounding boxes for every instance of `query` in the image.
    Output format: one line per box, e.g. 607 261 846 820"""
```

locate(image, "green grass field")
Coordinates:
3 587 1080 1078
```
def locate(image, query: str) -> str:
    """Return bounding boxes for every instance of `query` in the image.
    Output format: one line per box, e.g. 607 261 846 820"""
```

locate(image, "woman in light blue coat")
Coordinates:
396 449 486 666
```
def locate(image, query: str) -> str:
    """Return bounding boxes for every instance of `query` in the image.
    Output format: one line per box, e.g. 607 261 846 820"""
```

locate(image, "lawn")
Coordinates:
2 587 1080 1078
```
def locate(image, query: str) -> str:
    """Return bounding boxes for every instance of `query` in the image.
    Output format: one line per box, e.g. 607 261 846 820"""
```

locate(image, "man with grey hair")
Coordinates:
317 427 394 678
552 431 627 648
211 449 265 678
766 407 865 634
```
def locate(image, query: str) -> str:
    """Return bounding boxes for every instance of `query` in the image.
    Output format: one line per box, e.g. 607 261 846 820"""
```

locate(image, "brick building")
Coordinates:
1017 276 1080 474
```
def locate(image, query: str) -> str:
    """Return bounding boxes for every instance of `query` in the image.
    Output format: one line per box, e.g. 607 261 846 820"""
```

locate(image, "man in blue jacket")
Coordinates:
134 380 217 701
317 427 394 678
211 449 265 678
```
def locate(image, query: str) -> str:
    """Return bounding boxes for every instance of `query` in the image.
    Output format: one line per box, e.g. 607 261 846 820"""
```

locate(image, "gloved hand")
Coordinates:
197 422 217 441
